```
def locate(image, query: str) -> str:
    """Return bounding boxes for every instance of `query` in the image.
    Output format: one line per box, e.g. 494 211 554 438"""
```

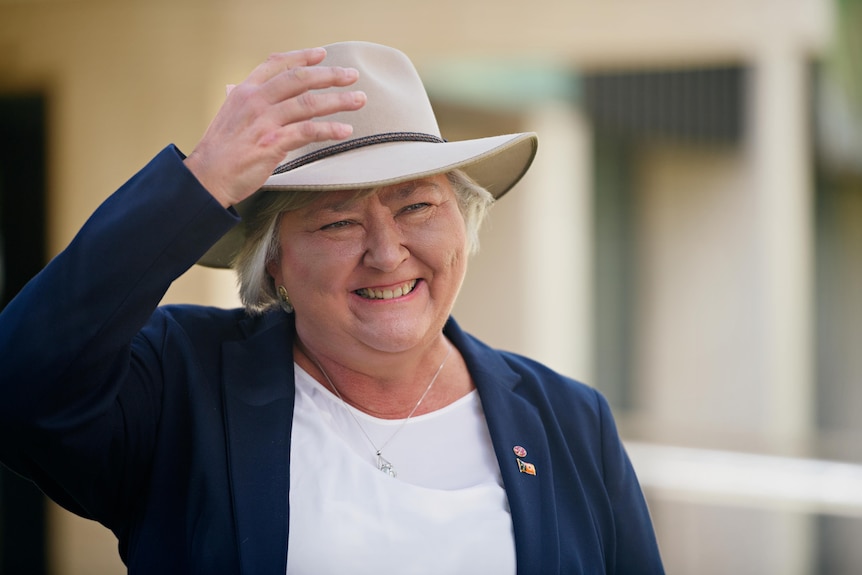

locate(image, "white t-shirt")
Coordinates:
287 364 517 575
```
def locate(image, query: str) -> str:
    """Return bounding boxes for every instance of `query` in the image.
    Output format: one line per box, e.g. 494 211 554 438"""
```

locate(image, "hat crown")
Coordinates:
277 41 442 170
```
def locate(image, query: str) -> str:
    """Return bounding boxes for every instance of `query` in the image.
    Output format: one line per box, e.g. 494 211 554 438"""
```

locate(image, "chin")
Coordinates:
358 318 440 354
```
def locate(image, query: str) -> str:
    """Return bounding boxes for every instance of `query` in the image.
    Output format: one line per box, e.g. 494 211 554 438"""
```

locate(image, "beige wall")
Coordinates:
634 143 761 445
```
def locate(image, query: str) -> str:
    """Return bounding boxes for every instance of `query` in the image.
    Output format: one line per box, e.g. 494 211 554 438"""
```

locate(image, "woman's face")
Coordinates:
268 173 468 358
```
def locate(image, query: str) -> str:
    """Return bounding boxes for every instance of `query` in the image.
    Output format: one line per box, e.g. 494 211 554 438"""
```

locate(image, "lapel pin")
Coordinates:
513 446 536 475
517 458 537 476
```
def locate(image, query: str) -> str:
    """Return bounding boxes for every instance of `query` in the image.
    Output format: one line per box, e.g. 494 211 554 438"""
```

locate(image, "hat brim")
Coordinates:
197 131 537 268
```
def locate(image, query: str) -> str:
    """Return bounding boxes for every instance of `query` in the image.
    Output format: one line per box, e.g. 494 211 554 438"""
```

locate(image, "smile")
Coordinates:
354 280 418 300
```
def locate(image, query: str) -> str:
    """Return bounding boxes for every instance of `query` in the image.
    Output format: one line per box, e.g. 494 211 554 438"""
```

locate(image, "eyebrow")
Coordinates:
380 179 441 202
312 179 441 214
306 189 367 215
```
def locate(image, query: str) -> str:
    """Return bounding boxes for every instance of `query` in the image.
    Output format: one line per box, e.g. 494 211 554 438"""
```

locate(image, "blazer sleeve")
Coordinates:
595 390 664 573
0 145 238 527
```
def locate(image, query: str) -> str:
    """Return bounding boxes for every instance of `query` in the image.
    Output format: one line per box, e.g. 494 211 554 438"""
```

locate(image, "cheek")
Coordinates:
449 248 469 286
268 239 307 290
444 238 466 267
278 250 314 289
280 243 357 294
440 228 469 279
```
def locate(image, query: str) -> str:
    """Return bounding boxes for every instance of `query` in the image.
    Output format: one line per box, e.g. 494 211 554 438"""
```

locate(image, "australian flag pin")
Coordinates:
513 445 536 475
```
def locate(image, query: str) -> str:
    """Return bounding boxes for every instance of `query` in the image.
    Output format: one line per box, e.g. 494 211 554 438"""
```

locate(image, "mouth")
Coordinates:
354 279 418 301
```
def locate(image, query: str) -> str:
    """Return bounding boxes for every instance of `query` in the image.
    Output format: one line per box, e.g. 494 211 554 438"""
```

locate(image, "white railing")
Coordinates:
626 442 862 518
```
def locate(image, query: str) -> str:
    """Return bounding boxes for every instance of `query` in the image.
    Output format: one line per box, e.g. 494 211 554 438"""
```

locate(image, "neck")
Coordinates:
293 334 463 419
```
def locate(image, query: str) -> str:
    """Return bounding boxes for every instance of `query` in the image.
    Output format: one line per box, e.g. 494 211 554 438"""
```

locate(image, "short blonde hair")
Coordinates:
234 170 494 314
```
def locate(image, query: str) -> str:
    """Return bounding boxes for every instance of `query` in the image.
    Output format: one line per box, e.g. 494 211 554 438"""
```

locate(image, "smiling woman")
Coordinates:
0 41 664 574
271 173 469 393
234 168 494 314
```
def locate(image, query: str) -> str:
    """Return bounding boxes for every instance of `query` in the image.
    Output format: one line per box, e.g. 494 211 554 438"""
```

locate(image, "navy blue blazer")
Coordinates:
0 146 664 574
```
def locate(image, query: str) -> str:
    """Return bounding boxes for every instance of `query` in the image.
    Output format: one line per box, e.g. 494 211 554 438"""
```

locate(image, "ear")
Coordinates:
266 259 282 286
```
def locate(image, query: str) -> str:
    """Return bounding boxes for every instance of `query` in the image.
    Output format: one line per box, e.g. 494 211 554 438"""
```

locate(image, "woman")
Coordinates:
0 41 664 574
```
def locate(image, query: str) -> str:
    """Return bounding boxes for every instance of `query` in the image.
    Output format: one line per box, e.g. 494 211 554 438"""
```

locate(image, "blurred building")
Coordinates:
1 0 860 573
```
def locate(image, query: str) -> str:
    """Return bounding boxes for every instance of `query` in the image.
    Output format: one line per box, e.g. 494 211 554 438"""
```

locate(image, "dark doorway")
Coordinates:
0 94 48 575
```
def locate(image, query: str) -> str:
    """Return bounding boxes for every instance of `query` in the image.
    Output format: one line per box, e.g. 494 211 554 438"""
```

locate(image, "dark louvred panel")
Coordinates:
582 66 745 143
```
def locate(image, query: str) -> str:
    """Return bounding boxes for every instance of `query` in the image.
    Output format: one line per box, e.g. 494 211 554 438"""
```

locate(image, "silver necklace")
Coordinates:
308 343 452 478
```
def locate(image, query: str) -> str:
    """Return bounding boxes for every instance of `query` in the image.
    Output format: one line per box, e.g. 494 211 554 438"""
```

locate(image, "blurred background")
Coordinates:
1 0 861 573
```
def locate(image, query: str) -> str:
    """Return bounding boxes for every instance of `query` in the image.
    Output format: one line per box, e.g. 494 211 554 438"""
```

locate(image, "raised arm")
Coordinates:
0 47 365 524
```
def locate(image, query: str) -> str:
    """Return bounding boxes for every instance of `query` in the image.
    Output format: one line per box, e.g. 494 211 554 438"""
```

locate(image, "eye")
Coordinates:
400 202 431 214
320 219 354 231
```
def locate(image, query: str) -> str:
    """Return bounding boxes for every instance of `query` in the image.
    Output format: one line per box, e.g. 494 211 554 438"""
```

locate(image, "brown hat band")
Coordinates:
272 132 445 176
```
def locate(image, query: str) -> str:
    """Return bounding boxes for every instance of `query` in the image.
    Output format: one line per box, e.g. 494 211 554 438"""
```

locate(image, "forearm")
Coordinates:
0 144 237 424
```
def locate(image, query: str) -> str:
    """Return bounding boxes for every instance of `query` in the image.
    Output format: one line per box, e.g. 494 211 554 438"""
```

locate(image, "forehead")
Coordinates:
307 174 451 212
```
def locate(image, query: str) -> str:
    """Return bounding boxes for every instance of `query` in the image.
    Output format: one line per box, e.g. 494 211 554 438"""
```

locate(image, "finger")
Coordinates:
244 48 327 86
274 88 366 127
275 119 357 148
261 64 359 107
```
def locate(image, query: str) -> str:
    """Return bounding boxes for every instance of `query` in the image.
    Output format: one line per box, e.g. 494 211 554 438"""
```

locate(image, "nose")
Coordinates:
362 212 408 272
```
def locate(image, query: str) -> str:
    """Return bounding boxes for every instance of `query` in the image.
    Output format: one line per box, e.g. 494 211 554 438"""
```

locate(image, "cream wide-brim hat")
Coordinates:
198 40 538 268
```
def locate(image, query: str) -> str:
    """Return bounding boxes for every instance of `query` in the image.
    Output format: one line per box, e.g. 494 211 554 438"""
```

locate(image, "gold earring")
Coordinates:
277 285 294 313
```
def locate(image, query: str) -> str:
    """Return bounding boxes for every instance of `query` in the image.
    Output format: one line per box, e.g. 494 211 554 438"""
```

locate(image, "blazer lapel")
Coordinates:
445 320 562 574
222 313 296 575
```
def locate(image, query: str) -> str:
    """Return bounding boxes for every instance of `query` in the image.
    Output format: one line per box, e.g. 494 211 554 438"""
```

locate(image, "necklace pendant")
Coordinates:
307 342 452 483
377 453 397 478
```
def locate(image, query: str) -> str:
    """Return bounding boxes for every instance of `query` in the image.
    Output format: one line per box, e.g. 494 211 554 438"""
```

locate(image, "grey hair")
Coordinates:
234 169 494 314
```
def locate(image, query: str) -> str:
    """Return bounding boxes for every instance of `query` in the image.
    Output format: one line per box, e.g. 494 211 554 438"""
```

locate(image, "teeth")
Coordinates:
356 280 417 300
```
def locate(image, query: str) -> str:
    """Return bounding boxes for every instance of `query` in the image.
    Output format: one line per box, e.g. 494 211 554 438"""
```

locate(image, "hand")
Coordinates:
183 48 366 208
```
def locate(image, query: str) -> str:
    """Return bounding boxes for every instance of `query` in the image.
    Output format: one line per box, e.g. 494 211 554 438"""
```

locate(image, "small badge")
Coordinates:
517 458 537 476
513 445 527 458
